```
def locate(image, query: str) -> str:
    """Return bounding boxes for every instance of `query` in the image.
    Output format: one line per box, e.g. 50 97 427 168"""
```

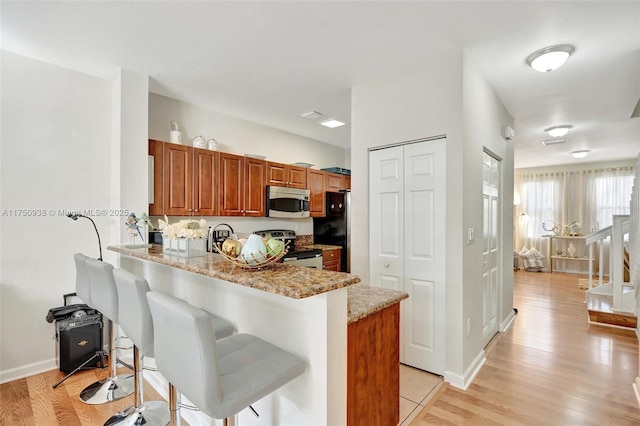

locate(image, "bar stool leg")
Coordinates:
169 383 181 426
80 319 134 404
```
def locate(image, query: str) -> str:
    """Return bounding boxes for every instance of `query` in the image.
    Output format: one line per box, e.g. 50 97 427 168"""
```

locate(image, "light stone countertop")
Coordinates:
347 284 409 324
108 244 360 299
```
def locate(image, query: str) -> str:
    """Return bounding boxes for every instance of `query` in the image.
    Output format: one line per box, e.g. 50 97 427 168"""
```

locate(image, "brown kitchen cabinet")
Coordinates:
266 161 307 189
219 152 266 216
151 140 219 216
325 172 346 192
192 148 219 216
347 303 400 425
322 248 341 272
307 169 326 217
148 139 164 216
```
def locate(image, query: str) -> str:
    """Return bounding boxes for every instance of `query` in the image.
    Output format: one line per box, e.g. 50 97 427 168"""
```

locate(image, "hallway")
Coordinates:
412 271 640 425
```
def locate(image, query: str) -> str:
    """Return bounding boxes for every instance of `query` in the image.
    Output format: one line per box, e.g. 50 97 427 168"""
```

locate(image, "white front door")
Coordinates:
481 151 500 347
369 138 446 374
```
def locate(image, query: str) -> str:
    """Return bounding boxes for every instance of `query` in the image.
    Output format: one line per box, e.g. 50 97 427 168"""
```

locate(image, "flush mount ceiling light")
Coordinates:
300 110 323 120
319 118 346 128
570 150 591 159
544 125 573 138
526 44 575 73
541 138 566 146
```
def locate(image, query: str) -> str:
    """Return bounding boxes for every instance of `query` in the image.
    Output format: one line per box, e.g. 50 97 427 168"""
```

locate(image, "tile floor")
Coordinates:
398 364 443 425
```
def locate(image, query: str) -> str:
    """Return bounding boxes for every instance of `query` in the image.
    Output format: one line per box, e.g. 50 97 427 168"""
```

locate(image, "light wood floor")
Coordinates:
2 272 639 425
0 365 168 425
411 271 640 425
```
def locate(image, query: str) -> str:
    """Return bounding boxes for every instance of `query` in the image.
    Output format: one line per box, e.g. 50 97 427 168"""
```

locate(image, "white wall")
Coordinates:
149 93 348 169
351 49 515 387
462 52 515 375
0 51 112 379
351 49 465 374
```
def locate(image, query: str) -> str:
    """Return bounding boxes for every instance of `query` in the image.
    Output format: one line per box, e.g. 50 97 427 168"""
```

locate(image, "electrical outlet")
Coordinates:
467 228 474 245
466 318 472 335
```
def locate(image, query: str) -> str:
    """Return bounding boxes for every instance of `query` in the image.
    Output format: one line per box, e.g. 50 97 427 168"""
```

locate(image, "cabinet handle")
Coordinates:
384 262 389 268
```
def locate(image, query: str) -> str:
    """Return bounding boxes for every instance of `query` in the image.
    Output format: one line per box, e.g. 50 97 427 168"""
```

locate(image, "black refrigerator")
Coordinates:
313 190 350 273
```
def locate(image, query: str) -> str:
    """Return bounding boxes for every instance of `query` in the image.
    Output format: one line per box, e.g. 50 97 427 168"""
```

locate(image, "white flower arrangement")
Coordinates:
158 215 207 239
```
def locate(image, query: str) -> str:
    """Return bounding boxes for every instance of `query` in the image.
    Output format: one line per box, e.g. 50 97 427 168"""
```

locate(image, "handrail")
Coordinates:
585 226 612 245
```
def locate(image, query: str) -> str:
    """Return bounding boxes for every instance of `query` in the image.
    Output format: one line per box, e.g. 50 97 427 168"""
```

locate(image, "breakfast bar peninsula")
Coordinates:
109 244 407 425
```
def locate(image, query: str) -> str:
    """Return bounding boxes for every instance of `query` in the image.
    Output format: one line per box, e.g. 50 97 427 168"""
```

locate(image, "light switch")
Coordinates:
467 227 474 245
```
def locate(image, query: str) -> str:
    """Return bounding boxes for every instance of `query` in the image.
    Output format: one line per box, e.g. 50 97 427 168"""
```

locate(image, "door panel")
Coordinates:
482 152 500 347
369 138 446 374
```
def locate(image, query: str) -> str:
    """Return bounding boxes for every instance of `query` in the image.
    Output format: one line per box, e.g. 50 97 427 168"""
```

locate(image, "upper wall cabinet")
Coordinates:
308 169 326 217
149 140 219 216
219 152 266 216
266 161 307 189
325 172 348 192
148 140 164 216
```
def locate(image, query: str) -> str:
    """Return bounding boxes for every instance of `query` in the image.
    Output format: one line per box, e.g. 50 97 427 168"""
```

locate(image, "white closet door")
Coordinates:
482 151 500 347
369 138 446 374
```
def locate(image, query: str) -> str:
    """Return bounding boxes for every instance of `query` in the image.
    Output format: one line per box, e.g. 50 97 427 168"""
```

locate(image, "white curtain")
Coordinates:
515 166 635 271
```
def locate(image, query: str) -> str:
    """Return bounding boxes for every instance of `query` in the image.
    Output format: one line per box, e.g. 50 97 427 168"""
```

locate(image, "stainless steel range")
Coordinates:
253 229 323 269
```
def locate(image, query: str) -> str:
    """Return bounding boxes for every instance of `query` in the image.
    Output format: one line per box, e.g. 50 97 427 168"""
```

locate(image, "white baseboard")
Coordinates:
444 350 486 390
0 358 57 384
500 310 517 332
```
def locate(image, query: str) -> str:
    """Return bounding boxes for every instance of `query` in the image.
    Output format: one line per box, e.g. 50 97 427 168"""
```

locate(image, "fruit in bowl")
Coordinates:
265 238 285 257
221 239 242 257
240 235 268 265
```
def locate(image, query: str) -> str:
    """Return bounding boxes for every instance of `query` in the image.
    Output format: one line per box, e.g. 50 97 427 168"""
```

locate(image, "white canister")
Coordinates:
207 138 219 151
170 130 182 144
193 135 206 148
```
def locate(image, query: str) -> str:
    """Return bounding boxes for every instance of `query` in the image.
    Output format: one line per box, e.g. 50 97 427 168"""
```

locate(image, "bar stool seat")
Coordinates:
147 291 306 423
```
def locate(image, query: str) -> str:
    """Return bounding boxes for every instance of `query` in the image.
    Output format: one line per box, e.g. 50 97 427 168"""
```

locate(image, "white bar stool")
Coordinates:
105 269 235 426
147 291 306 425
80 259 135 404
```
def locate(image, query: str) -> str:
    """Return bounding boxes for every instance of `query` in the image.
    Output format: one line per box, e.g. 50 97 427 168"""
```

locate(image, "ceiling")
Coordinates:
2 1 639 169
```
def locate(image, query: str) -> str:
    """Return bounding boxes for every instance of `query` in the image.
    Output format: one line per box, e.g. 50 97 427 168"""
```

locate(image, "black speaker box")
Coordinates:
55 313 103 373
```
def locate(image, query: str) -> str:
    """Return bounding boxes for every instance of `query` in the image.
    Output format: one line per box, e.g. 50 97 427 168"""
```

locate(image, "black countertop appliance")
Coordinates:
313 190 350 272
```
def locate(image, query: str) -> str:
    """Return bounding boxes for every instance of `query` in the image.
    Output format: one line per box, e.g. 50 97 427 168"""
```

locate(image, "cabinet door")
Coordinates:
148 140 164 216
323 248 341 271
325 172 344 192
266 161 288 187
288 165 308 189
163 143 192 216
219 152 244 216
308 169 326 217
243 157 266 216
193 148 219 216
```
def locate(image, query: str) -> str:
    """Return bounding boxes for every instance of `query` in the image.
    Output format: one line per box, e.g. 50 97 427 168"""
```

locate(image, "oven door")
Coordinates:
282 250 323 269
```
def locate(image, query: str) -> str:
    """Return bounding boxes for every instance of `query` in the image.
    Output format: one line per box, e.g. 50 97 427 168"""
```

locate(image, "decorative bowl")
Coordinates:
213 241 289 269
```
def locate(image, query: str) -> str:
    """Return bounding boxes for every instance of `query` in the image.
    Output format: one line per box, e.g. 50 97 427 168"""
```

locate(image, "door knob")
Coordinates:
384 262 389 268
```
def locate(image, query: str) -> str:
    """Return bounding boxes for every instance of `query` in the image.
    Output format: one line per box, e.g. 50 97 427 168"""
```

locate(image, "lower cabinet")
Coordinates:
347 303 400 425
322 248 341 271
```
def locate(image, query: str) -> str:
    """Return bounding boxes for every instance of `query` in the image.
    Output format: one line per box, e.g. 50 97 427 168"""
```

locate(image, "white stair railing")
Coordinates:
611 215 631 312
586 226 611 289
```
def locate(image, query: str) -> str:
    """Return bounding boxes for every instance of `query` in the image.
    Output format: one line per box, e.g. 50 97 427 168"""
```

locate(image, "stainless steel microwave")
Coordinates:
266 186 310 218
